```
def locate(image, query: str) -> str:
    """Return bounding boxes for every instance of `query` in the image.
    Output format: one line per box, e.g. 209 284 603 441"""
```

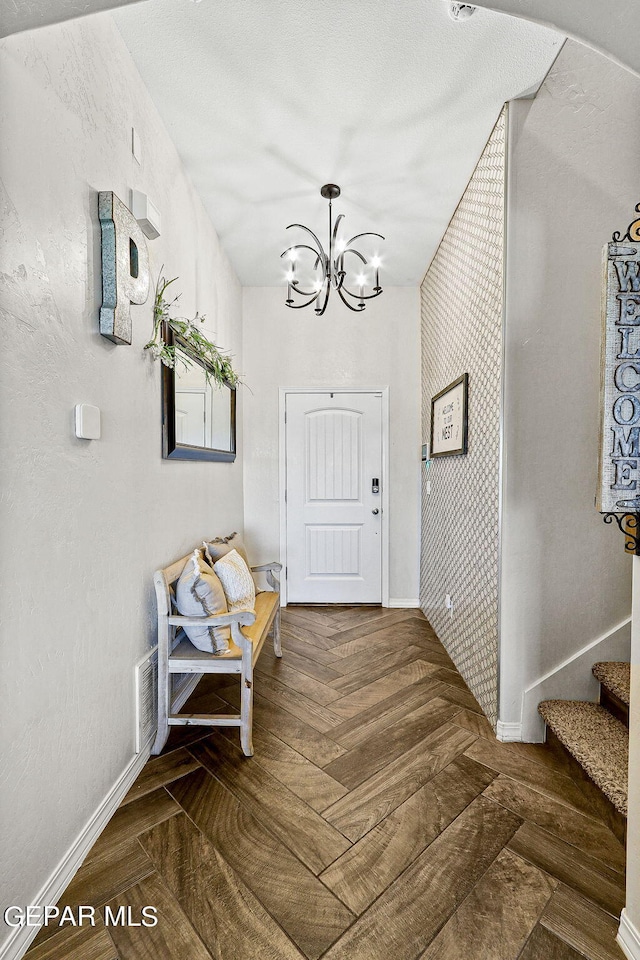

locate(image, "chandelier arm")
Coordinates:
291 283 324 297
337 286 365 312
342 248 367 264
331 213 344 249
286 289 323 309
346 231 385 247
340 280 382 301
355 287 384 301
280 243 324 260
285 223 326 258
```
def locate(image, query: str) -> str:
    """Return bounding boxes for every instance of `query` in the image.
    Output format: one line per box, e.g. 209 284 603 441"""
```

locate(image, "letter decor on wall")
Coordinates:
98 191 150 344
598 202 640 553
430 373 468 458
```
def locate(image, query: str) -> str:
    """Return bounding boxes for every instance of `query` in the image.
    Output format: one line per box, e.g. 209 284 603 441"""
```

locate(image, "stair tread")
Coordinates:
592 661 630 707
537 700 628 816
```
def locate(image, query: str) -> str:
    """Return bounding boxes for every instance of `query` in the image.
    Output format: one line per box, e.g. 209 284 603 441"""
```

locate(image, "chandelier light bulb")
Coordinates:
280 184 385 315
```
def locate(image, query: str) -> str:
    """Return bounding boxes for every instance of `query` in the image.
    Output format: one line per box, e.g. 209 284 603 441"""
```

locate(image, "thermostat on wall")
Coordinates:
75 403 101 440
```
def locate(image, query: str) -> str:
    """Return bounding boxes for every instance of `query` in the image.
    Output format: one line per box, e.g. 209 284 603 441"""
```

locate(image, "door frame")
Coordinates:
278 386 390 608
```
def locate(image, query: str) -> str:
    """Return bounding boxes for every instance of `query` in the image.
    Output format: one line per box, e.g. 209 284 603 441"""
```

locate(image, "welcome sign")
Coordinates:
598 213 640 513
430 374 468 458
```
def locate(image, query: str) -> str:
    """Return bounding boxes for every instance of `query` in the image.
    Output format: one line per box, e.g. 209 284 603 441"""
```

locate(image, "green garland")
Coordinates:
144 275 241 387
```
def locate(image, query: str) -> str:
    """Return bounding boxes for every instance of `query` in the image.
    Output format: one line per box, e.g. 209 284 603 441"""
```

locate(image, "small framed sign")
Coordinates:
430 374 468 458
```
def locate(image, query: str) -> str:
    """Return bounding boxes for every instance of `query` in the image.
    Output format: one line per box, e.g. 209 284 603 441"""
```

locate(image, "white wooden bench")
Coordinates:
152 550 282 757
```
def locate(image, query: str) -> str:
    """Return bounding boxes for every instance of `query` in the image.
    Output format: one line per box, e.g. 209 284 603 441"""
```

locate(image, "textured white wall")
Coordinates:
500 42 635 727
469 0 640 80
0 14 243 941
241 287 421 604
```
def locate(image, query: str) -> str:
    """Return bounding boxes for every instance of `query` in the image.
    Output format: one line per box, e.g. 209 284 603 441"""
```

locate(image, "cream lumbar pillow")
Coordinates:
203 532 250 568
213 548 256 614
175 550 230 654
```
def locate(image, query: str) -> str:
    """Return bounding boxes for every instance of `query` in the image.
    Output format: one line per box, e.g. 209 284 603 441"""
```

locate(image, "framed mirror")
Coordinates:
161 324 236 462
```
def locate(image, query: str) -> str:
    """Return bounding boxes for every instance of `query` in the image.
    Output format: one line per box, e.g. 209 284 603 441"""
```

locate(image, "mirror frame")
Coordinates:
161 322 237 462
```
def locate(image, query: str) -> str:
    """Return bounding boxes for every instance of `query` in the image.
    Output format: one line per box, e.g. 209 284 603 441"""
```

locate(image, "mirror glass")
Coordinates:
162 334 236 462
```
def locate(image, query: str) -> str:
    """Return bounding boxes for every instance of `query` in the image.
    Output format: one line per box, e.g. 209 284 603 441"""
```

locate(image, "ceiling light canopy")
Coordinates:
281 184 385 315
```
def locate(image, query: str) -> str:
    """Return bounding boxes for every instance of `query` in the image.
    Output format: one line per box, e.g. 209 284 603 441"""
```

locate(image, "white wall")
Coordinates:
0 14 243 951
471 0 640 80
500 42 635 733
242 287 421 604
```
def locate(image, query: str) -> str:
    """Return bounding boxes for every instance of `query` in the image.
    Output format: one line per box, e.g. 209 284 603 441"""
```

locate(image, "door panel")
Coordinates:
306 525 361 575
307 410 361 501
286 393 382 603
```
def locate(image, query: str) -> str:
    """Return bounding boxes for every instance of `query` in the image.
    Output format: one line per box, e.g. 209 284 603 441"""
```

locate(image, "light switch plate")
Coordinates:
75 403 101 440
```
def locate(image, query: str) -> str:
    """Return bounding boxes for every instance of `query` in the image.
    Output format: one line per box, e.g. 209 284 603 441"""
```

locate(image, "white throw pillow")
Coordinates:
213 548 256 614
175 550 230 654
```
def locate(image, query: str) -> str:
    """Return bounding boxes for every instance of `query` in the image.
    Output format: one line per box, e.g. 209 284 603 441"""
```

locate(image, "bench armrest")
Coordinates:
251 561 281 593
167 610 256 628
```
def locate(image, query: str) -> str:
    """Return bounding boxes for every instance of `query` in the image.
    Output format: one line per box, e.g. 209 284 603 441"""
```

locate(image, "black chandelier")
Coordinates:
281 184 385 315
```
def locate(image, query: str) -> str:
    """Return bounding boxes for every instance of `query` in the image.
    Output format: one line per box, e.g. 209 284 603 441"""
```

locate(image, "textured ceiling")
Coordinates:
113 0 562 286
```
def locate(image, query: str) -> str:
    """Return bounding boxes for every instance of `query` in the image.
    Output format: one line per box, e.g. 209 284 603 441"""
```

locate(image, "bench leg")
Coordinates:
240 653 254 757
152 646 171 756
151 718 170 756
273 605 282 659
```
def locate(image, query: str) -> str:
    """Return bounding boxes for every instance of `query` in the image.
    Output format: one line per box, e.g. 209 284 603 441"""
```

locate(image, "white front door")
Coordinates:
285 392 383 603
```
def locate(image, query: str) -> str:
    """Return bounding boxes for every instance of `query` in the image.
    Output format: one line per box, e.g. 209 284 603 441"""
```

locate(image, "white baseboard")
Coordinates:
0 748 150 960
520 617 631 742
387 598 420 608
496 720 522 742
619 909 640 960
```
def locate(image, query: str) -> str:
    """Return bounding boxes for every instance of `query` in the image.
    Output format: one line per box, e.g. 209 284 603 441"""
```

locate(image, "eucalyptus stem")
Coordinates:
144 273 241 388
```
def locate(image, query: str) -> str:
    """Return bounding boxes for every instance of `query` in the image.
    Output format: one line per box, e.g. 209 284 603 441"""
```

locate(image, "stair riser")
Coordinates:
546 729 627 846
600 687 630 729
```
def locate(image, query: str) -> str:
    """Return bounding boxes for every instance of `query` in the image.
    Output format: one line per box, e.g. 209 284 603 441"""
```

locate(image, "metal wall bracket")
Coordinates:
602 513 640 555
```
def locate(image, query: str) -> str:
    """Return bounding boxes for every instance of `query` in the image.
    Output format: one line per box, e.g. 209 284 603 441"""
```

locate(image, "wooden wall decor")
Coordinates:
98 191 150 344
598 202 640 553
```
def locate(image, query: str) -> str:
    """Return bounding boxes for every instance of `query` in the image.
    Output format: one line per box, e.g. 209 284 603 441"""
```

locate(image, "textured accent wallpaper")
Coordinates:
420 108 505 728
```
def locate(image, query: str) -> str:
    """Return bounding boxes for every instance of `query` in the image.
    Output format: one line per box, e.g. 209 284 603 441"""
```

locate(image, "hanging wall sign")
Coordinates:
597 204 640 513
98 191 150 345
430 374 468 458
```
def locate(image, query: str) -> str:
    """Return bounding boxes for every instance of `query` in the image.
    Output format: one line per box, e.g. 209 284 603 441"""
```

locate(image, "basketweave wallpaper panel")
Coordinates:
420 106 505 729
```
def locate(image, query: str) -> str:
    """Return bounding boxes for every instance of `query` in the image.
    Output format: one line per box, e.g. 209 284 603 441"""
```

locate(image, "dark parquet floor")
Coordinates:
26 607 626 960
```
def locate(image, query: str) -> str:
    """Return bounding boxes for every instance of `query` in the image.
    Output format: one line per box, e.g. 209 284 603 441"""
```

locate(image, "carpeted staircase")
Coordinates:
538 661 630 844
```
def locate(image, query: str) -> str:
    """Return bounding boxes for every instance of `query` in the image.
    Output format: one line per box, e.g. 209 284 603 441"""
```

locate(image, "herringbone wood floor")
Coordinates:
27 607 626 960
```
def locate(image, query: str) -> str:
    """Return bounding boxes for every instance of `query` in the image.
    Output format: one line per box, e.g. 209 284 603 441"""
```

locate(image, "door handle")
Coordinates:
372 508 379 515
